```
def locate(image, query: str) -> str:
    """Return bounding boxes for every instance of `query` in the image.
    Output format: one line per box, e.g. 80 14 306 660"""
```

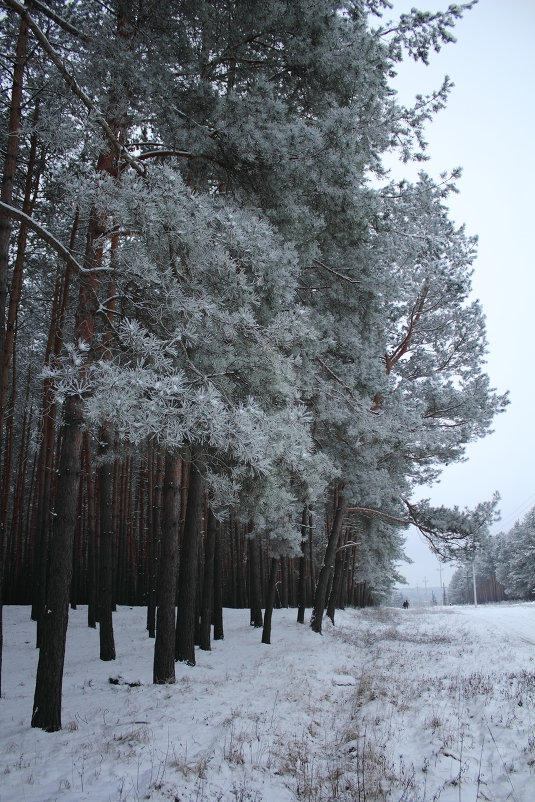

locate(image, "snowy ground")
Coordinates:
1 602 533 802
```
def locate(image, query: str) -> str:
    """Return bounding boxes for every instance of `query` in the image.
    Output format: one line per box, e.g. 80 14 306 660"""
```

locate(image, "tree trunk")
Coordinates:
31 395 83 731
175 460 203 665
237 522 248 608
4 367 32 601
83 432 97 628
147 446 163 638
311 488 347 634
0 122 40 601
28 0 137 723
326 539 344 625
248 533 263 627
70 473 84 609
98 425 116 661
308 510 315 604
31 212 78 634
279 555 288 608
30 188 111 729
0 13 28 702
212 525 224 640
261 557 278 645
153 452 181 684
0 16 27 432
199 508 217 650
297 506 309 624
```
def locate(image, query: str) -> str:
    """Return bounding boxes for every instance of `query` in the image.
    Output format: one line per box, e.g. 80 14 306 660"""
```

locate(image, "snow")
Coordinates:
1 603 533 802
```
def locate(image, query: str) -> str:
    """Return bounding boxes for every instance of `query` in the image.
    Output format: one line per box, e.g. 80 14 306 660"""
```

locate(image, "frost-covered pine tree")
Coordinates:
494 509 535 600
0 0 506 717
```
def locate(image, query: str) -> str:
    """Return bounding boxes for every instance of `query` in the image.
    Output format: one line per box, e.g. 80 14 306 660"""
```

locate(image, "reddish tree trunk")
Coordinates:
31 192 112 730
0 16 27 430
175 461 203 665
31 395 84 731
31 212 78 633
311 489 347 634
147 445 163 638
199 508 217 650
212 525 224 640
279 555 288 608
5 368 32 600
0 14 28 700
326 536 345 625
98 425 116 661
297 506 309 624
83 432 97 628
248 533 263 627
261 557 279 645
153 452 181 684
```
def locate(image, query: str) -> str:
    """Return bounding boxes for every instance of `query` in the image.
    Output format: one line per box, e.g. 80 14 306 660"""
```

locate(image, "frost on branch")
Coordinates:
405 492 500 561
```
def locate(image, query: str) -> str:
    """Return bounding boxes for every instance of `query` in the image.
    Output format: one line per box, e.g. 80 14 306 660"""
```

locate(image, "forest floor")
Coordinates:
1 601 534 802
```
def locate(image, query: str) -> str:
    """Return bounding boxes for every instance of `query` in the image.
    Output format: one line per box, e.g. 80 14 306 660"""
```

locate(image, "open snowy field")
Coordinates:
1 602 533 802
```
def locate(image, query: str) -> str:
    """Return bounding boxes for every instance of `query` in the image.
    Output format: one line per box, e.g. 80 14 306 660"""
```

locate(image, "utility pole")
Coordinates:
437 564 446 605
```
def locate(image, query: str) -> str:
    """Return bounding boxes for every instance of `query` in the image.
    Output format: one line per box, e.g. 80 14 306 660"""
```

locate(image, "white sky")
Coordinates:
388 0 535 587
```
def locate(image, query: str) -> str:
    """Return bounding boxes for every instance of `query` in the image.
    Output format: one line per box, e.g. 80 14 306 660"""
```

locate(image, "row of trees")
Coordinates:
0 0 506 731
1 445 383 612
448 505 535 604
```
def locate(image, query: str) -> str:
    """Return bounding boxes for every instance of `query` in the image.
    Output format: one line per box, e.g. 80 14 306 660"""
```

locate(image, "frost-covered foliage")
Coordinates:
48 166 330 538
447 530 502 605
447 565 469 604
406 492 500 561
347 513 408 601
377 2 478 65
11 0 505 587
447 503 535 604
494 508 535 599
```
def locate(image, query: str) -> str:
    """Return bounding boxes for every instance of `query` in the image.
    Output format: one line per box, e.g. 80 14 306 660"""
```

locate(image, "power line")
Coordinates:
495 490 535 533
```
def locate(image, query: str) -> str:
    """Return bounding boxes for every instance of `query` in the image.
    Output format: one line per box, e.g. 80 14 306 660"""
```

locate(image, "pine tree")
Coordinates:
0 0 506 713
495 509 535 600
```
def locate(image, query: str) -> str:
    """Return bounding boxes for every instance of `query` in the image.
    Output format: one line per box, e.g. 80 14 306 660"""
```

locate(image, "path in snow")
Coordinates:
457 602 535 645
0 602 533 802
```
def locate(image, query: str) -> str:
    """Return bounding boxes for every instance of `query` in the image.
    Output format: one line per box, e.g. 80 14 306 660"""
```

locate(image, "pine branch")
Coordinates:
315 357 360 406
347 505 411 528
346 500 485 561
137 149 193 162
0 200 111 275
27 0 89 41
336 540 360 552
385 279 429 374
3 0 145 176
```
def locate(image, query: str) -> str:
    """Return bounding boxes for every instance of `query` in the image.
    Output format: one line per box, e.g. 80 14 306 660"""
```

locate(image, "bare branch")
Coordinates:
347 505 411 528
313 258 362 285
315 356 360 405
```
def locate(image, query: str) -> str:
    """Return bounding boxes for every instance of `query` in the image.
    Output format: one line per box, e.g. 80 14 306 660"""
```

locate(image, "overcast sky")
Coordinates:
386 0 535 588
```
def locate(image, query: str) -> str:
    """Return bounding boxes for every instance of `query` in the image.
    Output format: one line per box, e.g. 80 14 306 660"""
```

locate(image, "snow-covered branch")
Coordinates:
0 200 110 275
